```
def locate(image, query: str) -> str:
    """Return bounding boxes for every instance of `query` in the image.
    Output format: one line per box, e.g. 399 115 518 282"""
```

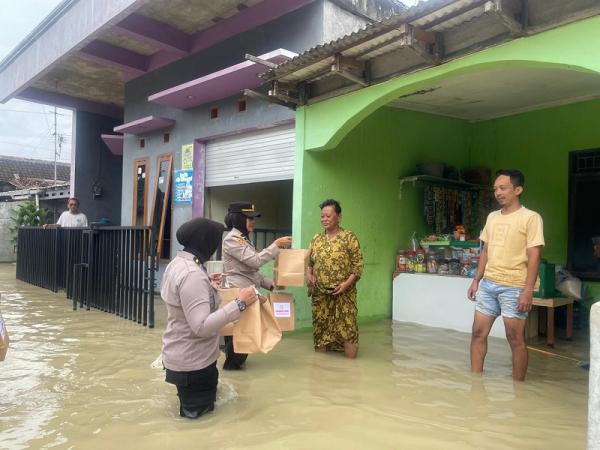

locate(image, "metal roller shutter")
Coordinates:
205 124 295 186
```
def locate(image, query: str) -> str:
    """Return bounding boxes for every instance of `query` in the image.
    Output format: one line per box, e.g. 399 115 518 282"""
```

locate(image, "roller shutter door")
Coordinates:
205 124 295 186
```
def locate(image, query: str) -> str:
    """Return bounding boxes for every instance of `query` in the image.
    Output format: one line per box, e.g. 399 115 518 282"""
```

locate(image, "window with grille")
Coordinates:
567 148 600 279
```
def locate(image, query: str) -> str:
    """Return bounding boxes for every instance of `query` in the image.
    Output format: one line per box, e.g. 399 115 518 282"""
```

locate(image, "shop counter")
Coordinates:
393 273 508 338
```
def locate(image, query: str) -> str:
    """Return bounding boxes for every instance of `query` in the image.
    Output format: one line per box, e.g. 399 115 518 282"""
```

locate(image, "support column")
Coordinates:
292 108 307 248
192 140 206 218
290 108 314 329
590 303 600 449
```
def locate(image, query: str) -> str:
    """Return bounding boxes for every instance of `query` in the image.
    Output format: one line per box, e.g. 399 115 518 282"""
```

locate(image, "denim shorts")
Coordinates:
475 278 527 320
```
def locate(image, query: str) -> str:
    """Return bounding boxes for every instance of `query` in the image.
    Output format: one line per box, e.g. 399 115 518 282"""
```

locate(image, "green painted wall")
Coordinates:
294 107 470 328
469 99 600 309
293 99 600 328
469 99 600 264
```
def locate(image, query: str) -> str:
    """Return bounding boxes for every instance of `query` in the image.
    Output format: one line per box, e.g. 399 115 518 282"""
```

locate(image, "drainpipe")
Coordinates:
590 302 600 449
35 193 39 207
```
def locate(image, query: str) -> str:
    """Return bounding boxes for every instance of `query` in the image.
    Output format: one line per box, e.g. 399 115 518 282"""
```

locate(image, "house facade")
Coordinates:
258 0 600 327
0 0 403 261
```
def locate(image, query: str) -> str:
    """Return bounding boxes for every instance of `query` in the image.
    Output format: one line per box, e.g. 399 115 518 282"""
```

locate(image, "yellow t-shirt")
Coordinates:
480 207 545 288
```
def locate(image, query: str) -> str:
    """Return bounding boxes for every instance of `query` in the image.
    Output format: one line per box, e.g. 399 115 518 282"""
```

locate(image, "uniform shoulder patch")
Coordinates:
236 236 246 246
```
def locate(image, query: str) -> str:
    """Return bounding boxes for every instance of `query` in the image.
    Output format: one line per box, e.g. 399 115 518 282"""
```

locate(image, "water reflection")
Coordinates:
0 264 588 449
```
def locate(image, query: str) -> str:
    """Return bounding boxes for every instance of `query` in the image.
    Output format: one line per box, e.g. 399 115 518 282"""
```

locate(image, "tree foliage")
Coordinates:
9 202 48 243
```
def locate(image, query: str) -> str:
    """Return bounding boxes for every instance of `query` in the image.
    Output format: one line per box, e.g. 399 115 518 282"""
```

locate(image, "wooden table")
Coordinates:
533 297 574 347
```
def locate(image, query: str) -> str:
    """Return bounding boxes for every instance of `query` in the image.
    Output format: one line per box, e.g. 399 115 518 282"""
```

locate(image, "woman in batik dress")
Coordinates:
306 199 363 358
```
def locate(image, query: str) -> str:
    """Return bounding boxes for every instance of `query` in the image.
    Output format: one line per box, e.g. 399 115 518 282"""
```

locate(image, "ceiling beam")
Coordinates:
114 13 191 56
78 40 148 75
190 0 314 53
484 0 523 36
245 53 278 69
331 53 368 86
400 24 439 65
124 0 314 79
269 81 301 104
420 0 490 30
244 88 296 110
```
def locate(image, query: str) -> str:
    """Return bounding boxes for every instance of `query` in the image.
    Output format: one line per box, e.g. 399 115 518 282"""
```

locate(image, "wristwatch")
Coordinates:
235 298 247 312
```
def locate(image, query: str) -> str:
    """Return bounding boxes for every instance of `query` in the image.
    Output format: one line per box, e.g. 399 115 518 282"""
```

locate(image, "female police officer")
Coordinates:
161 218 259 418
222 202 292 370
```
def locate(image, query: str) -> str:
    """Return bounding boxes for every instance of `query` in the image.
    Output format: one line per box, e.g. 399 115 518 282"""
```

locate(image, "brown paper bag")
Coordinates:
217 288 239 336
269 292 295 331
233 298 282 354
274 249 309 287
0 312 9 362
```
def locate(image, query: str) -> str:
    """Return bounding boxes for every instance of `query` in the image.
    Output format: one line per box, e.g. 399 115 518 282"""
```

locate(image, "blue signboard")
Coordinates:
174 169 193 204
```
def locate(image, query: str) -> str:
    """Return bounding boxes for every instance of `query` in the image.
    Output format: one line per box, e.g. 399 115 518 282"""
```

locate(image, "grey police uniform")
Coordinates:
221 227 279 370
222 228 279 290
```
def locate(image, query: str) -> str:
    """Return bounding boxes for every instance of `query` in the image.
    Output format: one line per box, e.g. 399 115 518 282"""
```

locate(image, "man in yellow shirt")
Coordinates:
467 169 544 381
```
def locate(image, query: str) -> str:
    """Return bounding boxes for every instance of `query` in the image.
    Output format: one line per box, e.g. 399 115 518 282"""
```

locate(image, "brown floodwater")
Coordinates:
0 263 589 449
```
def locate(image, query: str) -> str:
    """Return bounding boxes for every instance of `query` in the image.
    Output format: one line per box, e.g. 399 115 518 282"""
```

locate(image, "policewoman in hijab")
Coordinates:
160 218 259 419
221 202 292 370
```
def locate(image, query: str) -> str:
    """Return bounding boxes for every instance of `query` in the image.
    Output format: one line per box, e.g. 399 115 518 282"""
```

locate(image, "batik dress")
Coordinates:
309 228 364 351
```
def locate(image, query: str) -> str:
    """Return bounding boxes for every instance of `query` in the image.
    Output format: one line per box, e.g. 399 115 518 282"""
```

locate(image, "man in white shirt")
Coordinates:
56 197 88 227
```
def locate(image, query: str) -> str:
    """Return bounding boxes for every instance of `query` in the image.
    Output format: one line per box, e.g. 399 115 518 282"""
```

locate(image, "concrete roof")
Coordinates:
0 0 316 118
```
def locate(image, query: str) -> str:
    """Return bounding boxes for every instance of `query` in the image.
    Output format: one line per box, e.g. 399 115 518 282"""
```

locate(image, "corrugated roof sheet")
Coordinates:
263 0 486 81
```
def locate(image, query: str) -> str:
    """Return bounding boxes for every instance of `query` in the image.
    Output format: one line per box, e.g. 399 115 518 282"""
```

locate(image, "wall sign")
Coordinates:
181 144 193 170
174 169 193 204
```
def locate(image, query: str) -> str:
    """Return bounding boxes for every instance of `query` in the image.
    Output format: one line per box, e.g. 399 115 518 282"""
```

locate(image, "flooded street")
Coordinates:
0 263 589 450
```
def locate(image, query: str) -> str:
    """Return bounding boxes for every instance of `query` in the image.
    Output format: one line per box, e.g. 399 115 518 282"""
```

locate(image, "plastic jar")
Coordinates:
438 259 449 275
449 259 460 276
416 250 426 273
460 255 472 277
405 250 417 273
427 254 438 274
397 252 408 272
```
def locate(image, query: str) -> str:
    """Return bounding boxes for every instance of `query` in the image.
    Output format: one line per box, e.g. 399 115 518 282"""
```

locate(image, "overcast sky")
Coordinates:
0 0 72 163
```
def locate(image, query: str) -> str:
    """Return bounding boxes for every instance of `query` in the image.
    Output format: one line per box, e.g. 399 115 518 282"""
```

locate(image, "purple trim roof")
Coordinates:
148 49 297 109
113 115 175 135
101 134 124 155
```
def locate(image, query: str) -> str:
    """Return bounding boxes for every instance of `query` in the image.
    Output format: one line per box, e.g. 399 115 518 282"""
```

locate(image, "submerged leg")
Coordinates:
223 335 248 370
344 341 358 359
166 363 218 419
470 311 496 373
503 316 528 381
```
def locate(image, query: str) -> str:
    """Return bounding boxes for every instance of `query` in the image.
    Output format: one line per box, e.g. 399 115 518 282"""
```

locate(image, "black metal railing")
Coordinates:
15 227 61 292
16 226 156 328
216 228 291 260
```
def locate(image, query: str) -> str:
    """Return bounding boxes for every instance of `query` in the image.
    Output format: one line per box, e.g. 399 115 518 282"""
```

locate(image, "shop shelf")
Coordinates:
420 240 480 248
420 240 451 247
449 240 480 248
398 174 490 199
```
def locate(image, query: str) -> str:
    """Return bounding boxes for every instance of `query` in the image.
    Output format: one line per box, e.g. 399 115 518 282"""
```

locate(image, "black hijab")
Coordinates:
224 212 248 236
176 218 224 263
